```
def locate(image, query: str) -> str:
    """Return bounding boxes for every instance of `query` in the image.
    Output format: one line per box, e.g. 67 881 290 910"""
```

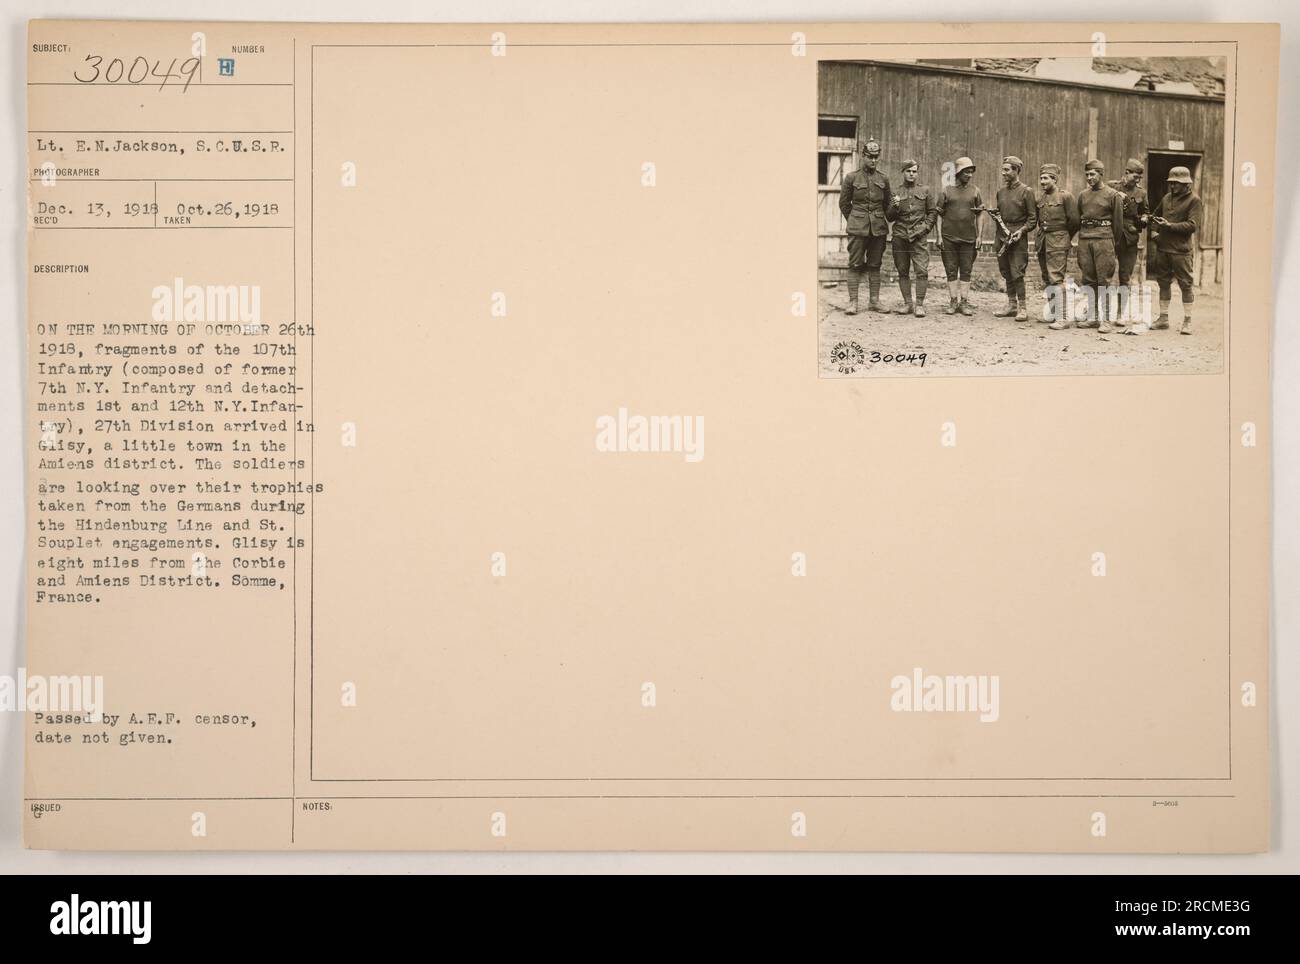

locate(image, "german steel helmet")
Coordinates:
954 156 976 174
1167 166 1193 184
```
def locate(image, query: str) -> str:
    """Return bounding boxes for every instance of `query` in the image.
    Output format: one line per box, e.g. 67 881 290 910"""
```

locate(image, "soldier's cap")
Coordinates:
1125 157 1145 174
1002 155 1024 172
1039 163 1061 179
1167 166 1194 184
861 139 882 156
954 156 976 174
900 159 918 171
1085 158 1105 173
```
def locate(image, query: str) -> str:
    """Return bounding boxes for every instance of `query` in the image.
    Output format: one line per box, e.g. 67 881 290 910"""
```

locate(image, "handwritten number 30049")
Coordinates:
73 56 201 92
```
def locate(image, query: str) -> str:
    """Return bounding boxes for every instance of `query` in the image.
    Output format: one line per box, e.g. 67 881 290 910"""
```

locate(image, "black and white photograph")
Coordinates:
818 56 1229 377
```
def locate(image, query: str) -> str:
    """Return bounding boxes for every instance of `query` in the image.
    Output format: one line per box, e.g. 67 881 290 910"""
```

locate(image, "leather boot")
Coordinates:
958 281 975 316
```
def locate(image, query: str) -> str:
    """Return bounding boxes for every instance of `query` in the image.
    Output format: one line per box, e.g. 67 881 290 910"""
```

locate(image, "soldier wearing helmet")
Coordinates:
1108 157 1150 327
887 159 938 317
838 138 892 315
1072 158 1125 333
936 156 984 316
1148 166 1202 335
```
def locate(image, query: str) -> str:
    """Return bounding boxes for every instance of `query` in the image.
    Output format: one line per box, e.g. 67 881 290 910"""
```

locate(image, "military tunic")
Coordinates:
839 166 891 272
1075 184 1125 289
1034 188 1079 286
1108 179 1150 286
887 183 938 280
994 180 1037 286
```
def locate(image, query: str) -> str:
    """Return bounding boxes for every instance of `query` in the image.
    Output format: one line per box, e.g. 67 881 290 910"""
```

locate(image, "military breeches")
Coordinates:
1115 236 1140 286
848 233 887 272
940 238 976 281
997 233 1029 283
1152 248 1195 302
1076 237 1117 287
892 236 930 279
1037 231 1070 286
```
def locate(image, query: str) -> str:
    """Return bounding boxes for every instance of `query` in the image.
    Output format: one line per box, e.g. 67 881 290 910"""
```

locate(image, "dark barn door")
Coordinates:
1145 150 1202 246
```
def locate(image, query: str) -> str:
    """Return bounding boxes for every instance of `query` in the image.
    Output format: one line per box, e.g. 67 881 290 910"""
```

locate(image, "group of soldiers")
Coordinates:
838 139 1204 335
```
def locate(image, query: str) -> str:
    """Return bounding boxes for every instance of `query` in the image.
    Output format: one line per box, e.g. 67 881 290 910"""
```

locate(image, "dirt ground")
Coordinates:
818 281 1225 377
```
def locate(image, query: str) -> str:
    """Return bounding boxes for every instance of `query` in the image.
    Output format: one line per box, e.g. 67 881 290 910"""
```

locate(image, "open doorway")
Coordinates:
818 115 858 267
1144 150 1202 278
1145 150 1202 220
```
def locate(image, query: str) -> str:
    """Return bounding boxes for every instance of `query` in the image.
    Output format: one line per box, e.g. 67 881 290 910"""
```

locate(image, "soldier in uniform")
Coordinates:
1074 159 1125 333
1148 166 1203 335
936 156 983 316
1109 158 1150 329
1034 163 1079 327
887 160 938 317
992 155 1037 323
838 139 891 315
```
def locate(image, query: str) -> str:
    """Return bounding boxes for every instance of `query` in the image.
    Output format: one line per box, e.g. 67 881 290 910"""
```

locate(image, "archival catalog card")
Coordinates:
23 21 1277 851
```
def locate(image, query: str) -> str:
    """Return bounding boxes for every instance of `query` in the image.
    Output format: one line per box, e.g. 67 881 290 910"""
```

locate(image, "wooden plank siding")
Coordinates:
818 61 1225 282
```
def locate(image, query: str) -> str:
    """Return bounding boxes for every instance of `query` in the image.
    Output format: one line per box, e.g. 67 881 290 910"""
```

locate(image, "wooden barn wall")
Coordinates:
819 61 1225 248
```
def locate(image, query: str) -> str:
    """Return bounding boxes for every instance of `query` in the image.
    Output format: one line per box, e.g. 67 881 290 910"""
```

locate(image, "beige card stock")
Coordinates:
23 21 1276 851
